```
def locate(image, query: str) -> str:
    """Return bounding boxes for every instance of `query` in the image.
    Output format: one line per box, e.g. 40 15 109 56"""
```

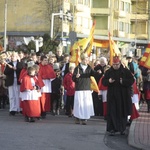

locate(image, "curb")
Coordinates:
128 120 143 150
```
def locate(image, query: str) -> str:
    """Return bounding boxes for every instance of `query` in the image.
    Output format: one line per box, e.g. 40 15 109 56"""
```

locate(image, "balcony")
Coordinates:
75 4 90 12
91 8 110 15
131 0 147 1
114 10 130 19
130 14 148 20
130 33 148 40
94 29 108 36
75 25 90 34
114 30 125 38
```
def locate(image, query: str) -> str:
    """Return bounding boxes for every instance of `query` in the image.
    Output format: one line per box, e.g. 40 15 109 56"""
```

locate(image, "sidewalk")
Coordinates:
128 103 150 150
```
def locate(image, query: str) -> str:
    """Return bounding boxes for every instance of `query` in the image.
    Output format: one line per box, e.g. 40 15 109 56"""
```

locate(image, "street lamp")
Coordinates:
50 10 73 39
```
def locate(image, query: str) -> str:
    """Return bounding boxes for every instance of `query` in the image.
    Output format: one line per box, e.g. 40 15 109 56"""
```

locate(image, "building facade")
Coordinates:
0 0 149 52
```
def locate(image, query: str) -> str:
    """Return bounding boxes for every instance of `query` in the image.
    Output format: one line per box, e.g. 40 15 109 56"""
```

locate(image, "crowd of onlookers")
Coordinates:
0 44 150 130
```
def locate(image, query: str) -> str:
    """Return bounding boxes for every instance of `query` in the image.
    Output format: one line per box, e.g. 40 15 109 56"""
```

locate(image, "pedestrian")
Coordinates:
20 66 41 122
4 52 23 116
72 53 95 125
38 55 56 118
144 69 150 112
51 63 63 116
102 56 134 135
63 65 75 117
98 65 110 120
55 43 64 63
0 55 7 109
93 56 109 116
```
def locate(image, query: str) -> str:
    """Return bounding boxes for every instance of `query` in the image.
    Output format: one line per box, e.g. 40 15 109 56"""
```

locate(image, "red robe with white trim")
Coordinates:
38 63 56 112
19 68 27 83
20 74 41 117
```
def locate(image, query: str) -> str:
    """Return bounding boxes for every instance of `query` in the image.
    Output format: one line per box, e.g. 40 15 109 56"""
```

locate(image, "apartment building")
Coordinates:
0 0 149 51
91 0 149 51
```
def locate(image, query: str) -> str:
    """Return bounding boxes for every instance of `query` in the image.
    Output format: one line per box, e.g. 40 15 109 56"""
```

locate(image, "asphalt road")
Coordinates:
0 108 138 150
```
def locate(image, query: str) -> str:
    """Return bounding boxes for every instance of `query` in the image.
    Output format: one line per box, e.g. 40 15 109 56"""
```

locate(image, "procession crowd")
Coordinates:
0 44 150 136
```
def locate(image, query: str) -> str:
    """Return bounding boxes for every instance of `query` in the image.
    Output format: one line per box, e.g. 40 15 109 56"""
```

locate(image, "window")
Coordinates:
85 0 90 6
126 23 130 33
114 21 118 30
125 2 130 13
78 0 84 4
114 0 119 10
119 22 124 31
120 1 124 11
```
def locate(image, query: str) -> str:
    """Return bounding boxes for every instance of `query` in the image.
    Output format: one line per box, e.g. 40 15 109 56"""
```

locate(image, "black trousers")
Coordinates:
51 93 61 111
66 95 74 115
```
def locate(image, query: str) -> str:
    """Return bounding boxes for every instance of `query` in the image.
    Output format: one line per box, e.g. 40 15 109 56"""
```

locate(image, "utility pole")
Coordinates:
4 0 7 51
148 0 150 41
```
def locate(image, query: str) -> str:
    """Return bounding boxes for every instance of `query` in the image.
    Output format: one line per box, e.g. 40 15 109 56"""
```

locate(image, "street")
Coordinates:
0 108 138 150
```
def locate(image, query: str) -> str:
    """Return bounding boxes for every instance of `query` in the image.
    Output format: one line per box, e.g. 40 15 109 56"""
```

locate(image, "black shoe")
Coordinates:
41 112 46 118
68 114 73 118
24 116 29 122
120 131 125 135
75 118 80 124
9 111 16 116
28 117 35 122
109 130 115 136
81 120 87 125
20 111 22 114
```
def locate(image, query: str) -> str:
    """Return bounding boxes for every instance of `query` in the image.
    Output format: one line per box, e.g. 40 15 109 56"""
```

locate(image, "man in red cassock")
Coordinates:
38 55 56 118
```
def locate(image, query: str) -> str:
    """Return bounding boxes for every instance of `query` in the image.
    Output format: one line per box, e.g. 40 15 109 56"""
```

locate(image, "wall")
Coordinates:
0 0 50 33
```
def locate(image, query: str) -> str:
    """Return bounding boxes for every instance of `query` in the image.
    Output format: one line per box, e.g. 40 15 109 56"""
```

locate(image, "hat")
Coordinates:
113 56 120 63
126 51 133 58
27 60 35 68
56 43 63 51
53 63 60 71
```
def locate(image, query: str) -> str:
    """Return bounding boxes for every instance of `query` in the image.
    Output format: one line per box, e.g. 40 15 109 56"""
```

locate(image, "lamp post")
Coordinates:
50 13 62 39
50 11 73 39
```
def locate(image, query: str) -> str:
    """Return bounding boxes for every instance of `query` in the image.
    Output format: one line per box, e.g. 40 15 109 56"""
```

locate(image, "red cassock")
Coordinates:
38 64 56 112
131 104 140 120
19 68 27 83
34 74 45 89
98 76 108 117
20 75 41 117
38 64 56 79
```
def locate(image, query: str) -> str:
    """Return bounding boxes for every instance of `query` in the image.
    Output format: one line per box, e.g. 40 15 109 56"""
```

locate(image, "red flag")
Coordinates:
139 44 150 69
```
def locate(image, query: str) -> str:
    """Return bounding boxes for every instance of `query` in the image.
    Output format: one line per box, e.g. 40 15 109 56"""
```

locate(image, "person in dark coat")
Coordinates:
51 67 63 116
4 52 23 116
93 57 109 116
102 56 134 135
140 66 150 112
